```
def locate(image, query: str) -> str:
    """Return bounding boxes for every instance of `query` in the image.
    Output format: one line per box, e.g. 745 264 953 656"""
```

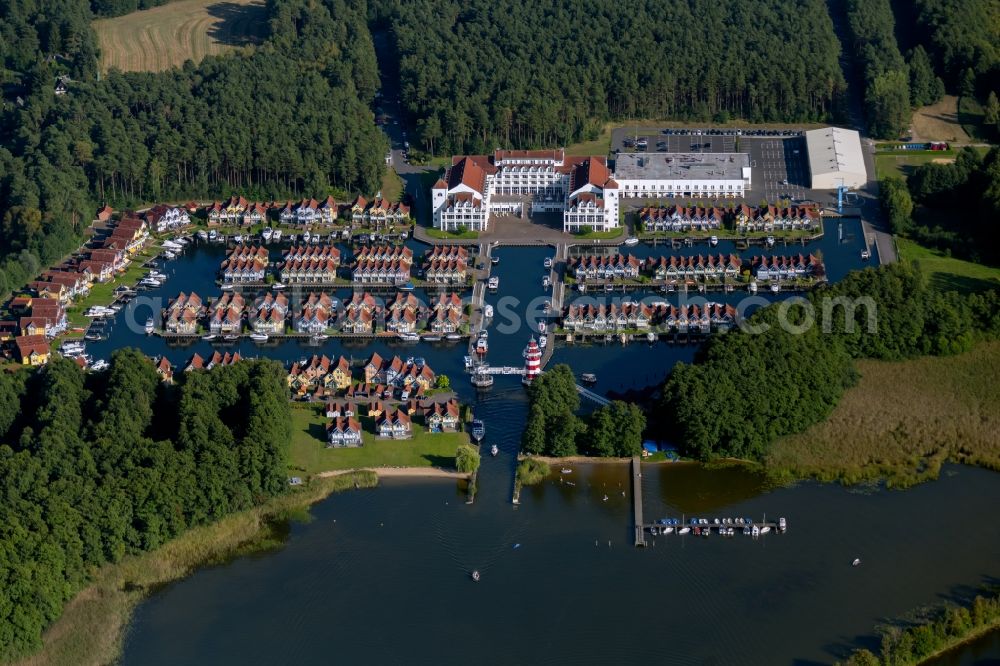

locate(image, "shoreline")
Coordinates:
316 466 470 480
11 471 377 666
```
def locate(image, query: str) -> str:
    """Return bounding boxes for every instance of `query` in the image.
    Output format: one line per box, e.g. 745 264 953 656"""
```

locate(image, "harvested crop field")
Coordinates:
93 0 268 73
766 342 1000 487
911 95 971 143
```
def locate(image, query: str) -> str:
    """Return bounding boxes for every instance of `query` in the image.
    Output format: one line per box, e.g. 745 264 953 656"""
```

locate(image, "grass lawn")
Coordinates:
288 403 468 475
424 227 479 240
874 150 957 181
957 95 995 142
93 0 267 72
896 237 1000 294
767 341 1000 487
380 167 404 202
571 227 625 241
565 124 614 156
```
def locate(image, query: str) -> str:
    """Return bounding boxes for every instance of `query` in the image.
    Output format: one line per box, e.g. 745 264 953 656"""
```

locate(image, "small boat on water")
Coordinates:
537 320 546 334
233 235 244 244
852 558 861 567
208 229 219 242
662 526 674 535
778 517 787 533
223 334 240 342
144 318 155 334
197 230 208 241
581 373 597 384
709 235 719 246
470 419 485 442
538 335 547 349
398 281 415 292
476 337 488 354
422 334 442 342
272 282 286 290
487 276 499 290
311 333 329 342
748 280 758 294
624 237 639 247
560 468 572 474
221 284 235 291
398 332 420 342
491 256 500 265
678 527 691 535
765 235 776 247
446 333 462 341
543 257 552 269
90 359 109 372
202 334 217 341
483 304 494 319
490 444 498 457
861 249 871 260
759 525 771 534
471 570 481 582
262 227 273 242
250 332 269 343
647 332 656 343
303 230 311 243
770 283 781 294
470 371 494 388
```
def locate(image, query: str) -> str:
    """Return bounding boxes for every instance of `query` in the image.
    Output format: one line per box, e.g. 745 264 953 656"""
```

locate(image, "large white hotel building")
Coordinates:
431 148 750 233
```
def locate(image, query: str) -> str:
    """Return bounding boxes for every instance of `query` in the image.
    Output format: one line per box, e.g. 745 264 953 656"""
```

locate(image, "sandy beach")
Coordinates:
315 467 470 480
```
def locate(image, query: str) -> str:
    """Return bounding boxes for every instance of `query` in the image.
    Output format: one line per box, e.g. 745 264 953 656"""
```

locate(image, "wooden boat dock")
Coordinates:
632 456 646 547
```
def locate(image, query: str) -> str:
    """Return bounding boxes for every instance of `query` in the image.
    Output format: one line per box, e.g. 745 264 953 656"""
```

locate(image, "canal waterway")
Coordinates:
93 224 1000 664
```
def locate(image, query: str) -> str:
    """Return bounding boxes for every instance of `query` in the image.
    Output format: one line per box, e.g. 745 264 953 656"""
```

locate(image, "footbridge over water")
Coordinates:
575 384 610 406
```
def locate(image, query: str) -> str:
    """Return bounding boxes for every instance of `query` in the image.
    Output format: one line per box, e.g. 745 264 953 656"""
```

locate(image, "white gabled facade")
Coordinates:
431 149 620 233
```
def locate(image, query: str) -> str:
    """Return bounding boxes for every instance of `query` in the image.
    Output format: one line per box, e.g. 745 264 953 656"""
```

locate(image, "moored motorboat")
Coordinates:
581 373 597 384
470 419 485 442
250 332 269 343
709 235 719 246
543 257 552 269
202 334 217 341
272 282 286 290
487 276 499 290
262 227 273 242
770 283 781 293
223 333 240 342
483 304 494 319
398 332 420 342
422 334 442 342
778 517 787 533
538 335 547 349
491 256 499 265
144 317 155 334
446 333 462 341
476 337 488 354
765 235 776 247
624 237 639 247
399 281 415 292
759 525 771 534
678 527 691 535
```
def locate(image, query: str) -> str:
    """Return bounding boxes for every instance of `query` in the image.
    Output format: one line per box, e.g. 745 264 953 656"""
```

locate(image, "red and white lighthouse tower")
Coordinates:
522 337 541 385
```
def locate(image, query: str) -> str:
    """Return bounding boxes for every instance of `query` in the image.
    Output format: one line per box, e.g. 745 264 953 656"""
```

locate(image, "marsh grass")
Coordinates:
12 472 377 666
767 342 1000 487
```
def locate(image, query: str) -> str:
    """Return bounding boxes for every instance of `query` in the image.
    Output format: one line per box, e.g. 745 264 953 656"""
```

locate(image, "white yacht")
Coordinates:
483 304 494 319
490 444 498 457
250 332 269 343
487 276 499 290
144 317 155 334
262 227 273 242
709 235 719 246
624 237 639 247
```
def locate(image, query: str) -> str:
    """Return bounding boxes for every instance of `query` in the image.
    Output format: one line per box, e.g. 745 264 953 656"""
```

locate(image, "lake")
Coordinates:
94 225 1000 664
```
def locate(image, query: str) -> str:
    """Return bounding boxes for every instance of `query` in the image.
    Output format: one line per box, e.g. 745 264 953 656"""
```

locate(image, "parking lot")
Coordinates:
608 127 834 206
